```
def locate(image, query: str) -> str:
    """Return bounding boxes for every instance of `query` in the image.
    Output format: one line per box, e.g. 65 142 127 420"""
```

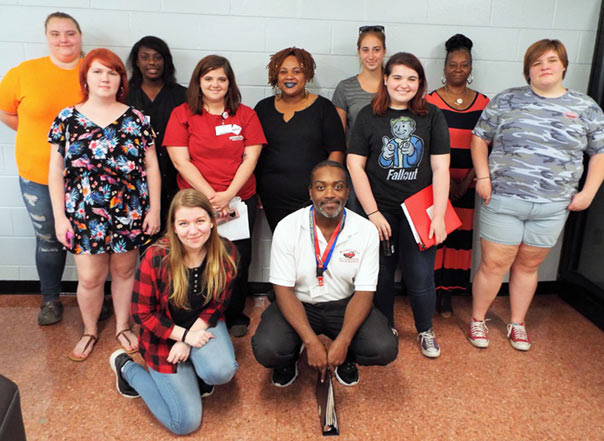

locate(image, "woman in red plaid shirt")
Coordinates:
109 189 239 435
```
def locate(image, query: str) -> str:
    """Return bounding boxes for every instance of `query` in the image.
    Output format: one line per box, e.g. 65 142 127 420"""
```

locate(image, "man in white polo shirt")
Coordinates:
251 160 398 387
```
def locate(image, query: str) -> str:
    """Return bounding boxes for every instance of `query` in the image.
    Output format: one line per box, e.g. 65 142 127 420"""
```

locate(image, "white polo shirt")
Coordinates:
270 206 379 304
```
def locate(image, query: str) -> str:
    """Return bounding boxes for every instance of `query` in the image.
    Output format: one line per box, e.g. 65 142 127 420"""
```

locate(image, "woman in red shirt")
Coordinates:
164 56 266 337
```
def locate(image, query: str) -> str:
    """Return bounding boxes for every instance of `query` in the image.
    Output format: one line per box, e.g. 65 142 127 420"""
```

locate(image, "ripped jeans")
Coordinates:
19 177 66 303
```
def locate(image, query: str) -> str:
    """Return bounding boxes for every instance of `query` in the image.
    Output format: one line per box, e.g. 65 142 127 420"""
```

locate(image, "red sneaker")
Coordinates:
467 318 489 348
507 323 532 351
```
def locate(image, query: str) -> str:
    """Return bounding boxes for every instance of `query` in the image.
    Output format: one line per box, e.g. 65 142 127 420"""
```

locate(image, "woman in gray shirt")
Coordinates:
333 26 386 213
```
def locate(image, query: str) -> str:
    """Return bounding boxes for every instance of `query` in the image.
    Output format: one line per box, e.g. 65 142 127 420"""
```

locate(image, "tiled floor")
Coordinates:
1 294 603 441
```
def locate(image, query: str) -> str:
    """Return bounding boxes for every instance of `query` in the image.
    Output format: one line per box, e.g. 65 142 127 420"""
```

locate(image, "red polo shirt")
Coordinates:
163 103 266 200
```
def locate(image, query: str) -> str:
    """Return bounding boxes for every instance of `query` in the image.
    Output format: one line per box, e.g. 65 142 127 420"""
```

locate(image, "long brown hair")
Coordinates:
372 52 427 117
163 189 237 310
186 55 241 115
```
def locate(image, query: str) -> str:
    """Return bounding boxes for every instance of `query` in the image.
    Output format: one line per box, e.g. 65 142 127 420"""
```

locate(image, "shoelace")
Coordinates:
470 319 489 337
507 323 528 341
418 330 437 349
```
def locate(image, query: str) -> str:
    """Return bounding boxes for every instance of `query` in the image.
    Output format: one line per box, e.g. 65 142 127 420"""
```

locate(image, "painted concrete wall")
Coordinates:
0 0 600 283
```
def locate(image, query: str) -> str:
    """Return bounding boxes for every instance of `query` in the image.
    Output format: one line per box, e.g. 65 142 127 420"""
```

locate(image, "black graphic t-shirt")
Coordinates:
349 103 450 211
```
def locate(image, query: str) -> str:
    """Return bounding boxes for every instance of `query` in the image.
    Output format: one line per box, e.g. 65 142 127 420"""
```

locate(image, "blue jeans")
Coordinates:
19 177 66 303
122 321 238 435
376 209 437 332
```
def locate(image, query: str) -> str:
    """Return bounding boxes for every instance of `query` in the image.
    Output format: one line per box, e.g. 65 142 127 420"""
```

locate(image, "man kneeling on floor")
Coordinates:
252 160 398 387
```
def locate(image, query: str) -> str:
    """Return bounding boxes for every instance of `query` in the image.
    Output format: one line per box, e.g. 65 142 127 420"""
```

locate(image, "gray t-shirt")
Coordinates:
332 76 375 143
473 86 604 202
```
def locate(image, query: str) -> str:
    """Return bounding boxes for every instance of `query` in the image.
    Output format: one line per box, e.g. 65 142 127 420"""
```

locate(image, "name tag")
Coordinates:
216 124 233 136
215 123 242 136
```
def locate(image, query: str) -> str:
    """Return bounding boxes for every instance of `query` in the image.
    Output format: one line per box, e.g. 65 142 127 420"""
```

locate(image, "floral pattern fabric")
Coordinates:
48 106 154 254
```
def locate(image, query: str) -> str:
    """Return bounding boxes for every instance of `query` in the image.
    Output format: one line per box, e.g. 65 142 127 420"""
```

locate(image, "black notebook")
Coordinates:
316 371 339 436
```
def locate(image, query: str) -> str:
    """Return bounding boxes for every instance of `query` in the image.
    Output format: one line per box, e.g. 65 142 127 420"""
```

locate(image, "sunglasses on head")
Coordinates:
359 25 385 34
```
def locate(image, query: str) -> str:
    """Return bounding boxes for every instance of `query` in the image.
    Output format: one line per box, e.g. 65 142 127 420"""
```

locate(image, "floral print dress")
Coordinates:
48 106 154 254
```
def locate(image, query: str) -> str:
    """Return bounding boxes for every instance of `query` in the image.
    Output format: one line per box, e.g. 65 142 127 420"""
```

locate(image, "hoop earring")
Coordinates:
273 85 281 97
304 83 309 97
467 74 474 85
441 75 446 85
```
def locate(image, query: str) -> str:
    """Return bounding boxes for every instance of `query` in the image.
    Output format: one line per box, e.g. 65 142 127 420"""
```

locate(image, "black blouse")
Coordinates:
168 260 209 329
254 95 346 211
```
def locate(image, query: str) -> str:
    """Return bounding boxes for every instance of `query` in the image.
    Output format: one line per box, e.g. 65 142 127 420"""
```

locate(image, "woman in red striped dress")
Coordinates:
425 34 489 317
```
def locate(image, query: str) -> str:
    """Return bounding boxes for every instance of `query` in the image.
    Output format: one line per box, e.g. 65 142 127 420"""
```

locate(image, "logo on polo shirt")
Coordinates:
339 249 359 263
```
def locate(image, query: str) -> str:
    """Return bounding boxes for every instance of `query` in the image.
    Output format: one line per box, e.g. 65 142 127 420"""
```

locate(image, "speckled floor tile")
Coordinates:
1 293 603 441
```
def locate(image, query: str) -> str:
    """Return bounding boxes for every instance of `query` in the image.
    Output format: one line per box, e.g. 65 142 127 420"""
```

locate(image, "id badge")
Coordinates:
215 124 233 136
309 283 328 298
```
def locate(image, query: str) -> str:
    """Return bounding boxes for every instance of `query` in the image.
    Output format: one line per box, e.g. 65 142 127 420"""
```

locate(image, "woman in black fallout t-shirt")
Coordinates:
347 52 450 359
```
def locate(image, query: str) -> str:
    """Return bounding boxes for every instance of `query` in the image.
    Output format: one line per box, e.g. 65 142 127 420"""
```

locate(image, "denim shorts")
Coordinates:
479 194 570 248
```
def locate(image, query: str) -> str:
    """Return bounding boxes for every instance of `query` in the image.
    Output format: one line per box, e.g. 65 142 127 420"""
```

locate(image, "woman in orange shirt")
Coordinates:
0 12 84 326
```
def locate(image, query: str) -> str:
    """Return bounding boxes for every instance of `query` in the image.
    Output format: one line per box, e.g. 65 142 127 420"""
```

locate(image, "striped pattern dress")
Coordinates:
425 90 490 294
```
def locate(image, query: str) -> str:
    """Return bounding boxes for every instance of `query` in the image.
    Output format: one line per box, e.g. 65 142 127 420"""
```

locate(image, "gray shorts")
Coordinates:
479 195 570 248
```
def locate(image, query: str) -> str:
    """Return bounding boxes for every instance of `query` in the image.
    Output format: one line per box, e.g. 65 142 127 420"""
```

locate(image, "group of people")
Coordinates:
1 11 603 436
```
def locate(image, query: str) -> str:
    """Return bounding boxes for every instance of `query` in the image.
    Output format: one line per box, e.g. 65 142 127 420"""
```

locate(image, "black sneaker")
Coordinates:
436 292 453 318
228 324 248 338
109 349 140 398
335 361 359 386
271 361 298 388
38 300 63 326
197 377 215 398
98 297 112 321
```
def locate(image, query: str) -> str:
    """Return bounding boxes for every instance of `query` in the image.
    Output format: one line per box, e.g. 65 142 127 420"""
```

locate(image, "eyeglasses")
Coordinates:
359 25 385 34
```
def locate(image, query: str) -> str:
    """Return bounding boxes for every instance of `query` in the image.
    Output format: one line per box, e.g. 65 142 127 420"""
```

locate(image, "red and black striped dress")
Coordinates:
425 90 490 295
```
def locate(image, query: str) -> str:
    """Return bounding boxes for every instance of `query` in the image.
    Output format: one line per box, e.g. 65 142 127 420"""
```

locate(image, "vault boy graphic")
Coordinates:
379 116 423 169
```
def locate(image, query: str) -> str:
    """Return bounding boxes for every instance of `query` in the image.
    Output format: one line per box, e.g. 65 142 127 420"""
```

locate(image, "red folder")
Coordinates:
401 185 462 251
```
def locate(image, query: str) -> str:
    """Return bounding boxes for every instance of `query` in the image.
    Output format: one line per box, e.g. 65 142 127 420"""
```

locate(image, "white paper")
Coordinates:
217 197 250 241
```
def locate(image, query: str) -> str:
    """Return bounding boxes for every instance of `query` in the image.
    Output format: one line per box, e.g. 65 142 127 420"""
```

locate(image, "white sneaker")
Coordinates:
418 328 440 358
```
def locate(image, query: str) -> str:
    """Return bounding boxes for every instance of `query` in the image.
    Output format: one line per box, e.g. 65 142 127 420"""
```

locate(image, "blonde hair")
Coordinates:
162 189 237 310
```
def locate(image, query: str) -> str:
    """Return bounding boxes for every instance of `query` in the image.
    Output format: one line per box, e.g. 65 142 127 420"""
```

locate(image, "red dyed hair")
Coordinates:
79 48 128 103
372 52 427 117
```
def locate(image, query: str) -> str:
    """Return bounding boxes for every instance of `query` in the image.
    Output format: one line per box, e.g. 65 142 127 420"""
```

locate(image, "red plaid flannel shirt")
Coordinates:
131 239 237 373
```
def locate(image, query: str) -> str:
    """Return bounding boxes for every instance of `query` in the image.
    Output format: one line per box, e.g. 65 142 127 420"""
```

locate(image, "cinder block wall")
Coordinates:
0 0 600 283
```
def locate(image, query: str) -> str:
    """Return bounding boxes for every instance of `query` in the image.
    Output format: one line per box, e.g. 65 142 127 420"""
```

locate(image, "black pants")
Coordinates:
377 209 437 332
251 297 398 369
225 195 257 327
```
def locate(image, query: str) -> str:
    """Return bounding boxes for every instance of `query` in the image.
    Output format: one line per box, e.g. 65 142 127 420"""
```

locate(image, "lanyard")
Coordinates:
309 206 346 287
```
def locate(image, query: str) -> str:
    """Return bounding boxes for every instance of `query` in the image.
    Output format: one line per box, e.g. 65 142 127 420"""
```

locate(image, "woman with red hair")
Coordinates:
48 48 161 361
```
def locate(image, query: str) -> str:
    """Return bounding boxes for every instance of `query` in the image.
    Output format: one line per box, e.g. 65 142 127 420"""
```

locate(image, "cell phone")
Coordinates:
66 231 74 249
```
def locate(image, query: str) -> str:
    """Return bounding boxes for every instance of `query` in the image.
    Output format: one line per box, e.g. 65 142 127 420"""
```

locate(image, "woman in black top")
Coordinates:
347 53 450 358
126 36 186 230
254 47 346 231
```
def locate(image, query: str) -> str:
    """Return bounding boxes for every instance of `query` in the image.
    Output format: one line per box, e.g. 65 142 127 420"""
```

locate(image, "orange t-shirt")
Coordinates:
0 56 82 185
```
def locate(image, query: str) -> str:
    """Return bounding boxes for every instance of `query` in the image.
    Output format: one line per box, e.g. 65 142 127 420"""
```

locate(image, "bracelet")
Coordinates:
181 328 189 343
366 210 380 217
476 176 491 180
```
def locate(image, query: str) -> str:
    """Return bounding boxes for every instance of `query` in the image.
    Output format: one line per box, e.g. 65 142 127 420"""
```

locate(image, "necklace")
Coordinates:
444 85 469 106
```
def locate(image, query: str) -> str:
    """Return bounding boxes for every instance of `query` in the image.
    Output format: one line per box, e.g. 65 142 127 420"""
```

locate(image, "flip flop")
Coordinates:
68 334 98 362
116 328 138 354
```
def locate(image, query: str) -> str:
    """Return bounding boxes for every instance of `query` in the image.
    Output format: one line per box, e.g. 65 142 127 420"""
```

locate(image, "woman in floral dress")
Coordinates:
48 48 161 361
